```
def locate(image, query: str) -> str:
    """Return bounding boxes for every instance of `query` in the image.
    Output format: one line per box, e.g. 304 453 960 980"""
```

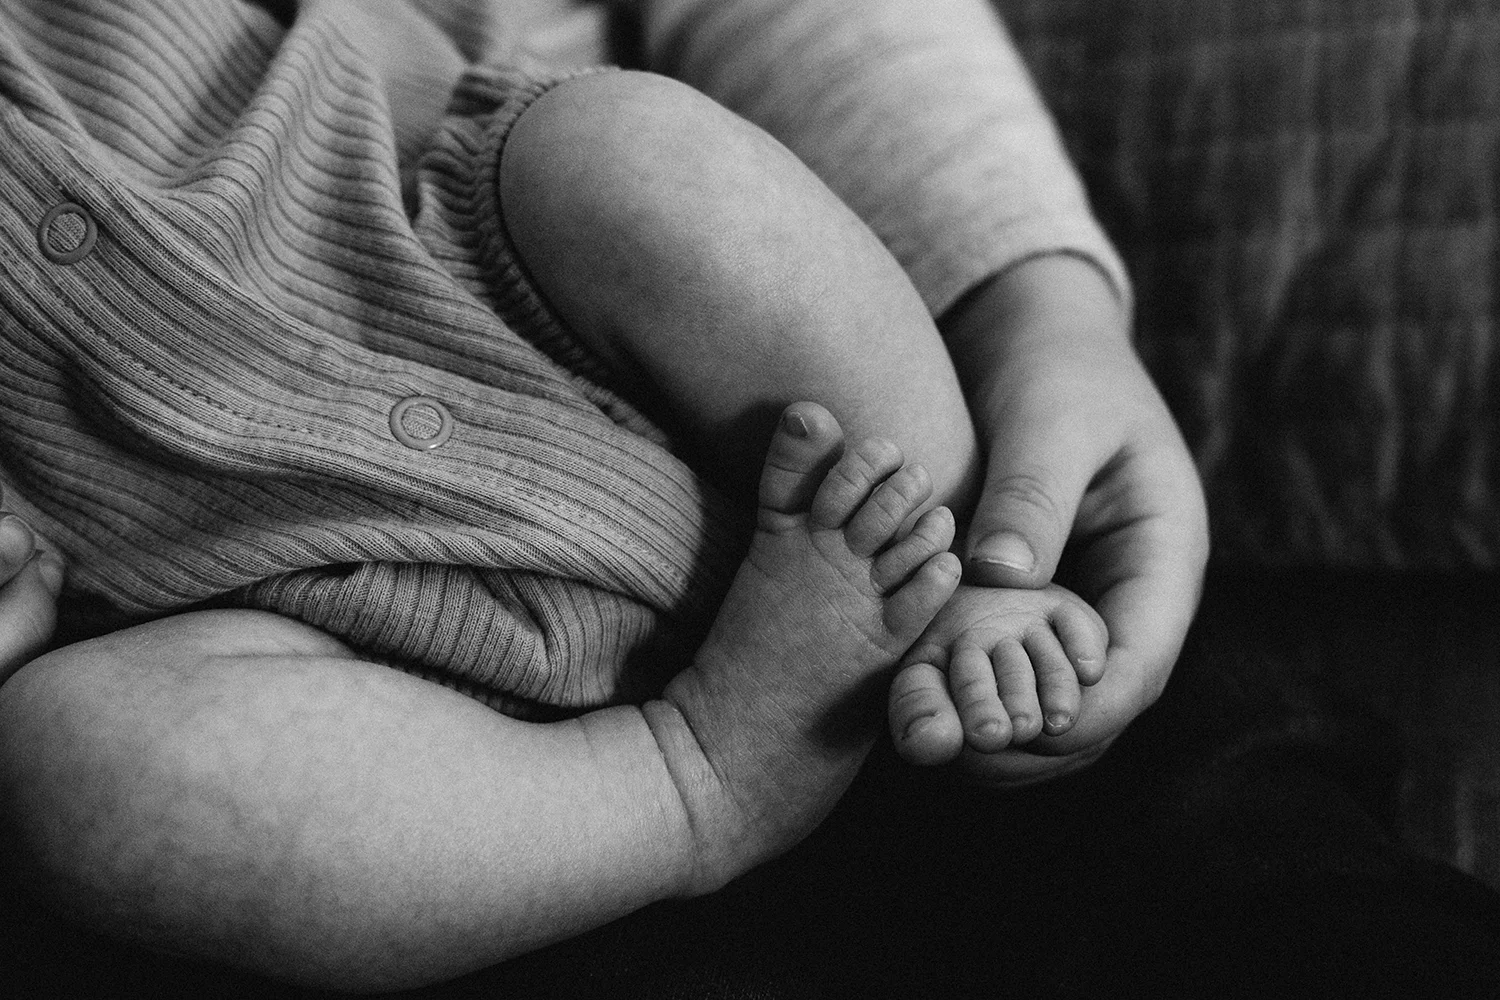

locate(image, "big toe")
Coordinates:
889 661 965 766
758 402 845 516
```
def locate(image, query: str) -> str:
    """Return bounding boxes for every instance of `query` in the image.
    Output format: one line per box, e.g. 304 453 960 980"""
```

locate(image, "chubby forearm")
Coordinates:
0 611 734 992
633 0 1127 316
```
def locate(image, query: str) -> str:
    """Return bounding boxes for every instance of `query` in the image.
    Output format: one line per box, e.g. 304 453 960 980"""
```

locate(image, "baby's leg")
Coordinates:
668 402 961 858
500 71 978 513
888 583 1107 767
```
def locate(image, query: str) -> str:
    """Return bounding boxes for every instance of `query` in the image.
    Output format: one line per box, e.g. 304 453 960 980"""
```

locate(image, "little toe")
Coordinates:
947 641 1013 753
1026 630 1082 736
991 639 1044 743
881 550 961 638
889 662 964 766
1052 599 1108 687
757 403 845 517
809 436 905 530
844 462 933 557
872 506 956 594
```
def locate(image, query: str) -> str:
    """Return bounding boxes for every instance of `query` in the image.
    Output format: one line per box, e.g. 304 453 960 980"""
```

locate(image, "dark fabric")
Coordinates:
8 574 1500 998
1002 0 1500 570
456 581 1500 1000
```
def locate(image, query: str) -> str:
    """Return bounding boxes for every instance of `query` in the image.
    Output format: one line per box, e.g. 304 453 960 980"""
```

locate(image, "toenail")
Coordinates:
971 532 1035 573
782 410 810 438
1044 712 1073 732
902 714 938 741
974 720 1005 741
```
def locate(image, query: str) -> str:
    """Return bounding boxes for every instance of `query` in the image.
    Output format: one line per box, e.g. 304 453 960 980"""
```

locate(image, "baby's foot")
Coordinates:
888 583 1107 766
696 401 963 691
662 403 961 857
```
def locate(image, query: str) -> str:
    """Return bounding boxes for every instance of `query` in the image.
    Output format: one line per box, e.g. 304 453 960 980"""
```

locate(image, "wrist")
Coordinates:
941 252 1130 342
939 253 1137 432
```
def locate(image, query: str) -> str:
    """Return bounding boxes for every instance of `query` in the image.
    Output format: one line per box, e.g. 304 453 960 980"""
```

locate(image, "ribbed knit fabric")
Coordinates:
0 0 1125 714
0 0 742 714
626 0 1132 315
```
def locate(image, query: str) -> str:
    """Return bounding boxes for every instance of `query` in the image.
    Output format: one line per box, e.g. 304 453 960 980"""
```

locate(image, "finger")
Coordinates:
1078 437 1209 717
0 556 62 684
1052 599 1108 686
1018 439 1209 757
888 662 964 766
965 420 1096 590
955 736 1116 790
0 513 39 583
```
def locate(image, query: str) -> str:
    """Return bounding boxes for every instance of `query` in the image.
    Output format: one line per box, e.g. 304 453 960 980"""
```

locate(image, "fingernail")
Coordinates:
971 532 1035 573
0 514 36 566
36 551 65 596
782 410 810 438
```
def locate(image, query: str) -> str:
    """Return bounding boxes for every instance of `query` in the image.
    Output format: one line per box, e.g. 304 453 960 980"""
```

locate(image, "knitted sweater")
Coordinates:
0 0 1125 714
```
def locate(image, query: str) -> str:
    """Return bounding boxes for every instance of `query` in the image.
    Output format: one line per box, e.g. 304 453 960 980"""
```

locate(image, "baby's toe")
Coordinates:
990 639 1044 744
881 550 961 638
844 462 933 557
1026 629 1082 736
809 437 904 530
948 641 1014 753
1052 600 1108 687
757 403 845 518
871 506 955 594
889 661 964 766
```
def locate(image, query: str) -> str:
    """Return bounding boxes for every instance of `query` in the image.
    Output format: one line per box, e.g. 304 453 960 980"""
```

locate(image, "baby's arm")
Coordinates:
888 583 1107 770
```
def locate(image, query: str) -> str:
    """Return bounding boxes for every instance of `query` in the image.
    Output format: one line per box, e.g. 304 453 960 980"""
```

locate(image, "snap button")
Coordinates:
38 202 98 264
389 395 454 450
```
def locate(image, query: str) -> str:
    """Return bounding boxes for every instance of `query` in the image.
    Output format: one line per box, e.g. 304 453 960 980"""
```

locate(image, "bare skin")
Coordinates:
500 72 1205 783
0 405 961 990
0 53 1209 988
0 489 63 683
888 583 1107 767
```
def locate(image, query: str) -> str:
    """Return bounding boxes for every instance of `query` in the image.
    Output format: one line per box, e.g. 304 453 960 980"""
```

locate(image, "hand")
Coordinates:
936 255 1210 786
0 488 65 685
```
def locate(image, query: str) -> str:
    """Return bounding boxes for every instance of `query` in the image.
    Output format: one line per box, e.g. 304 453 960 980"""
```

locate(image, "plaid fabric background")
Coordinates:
1001 0 1500 569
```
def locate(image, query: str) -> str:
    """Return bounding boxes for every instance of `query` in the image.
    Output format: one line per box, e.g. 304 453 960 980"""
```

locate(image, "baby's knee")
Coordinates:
507 70 722 157
504 70 768 200
499 70 819 263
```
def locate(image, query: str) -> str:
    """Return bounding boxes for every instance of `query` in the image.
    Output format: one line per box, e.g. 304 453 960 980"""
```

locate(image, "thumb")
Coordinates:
964 430 1092 589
